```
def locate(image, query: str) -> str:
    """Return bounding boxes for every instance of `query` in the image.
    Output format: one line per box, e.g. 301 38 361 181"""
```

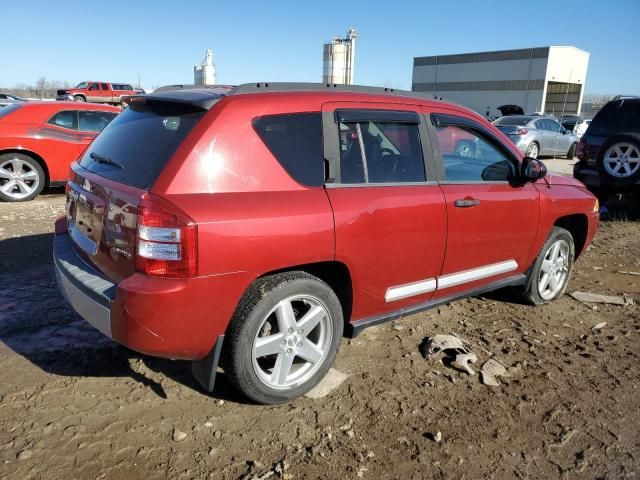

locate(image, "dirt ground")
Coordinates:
0 189 638 480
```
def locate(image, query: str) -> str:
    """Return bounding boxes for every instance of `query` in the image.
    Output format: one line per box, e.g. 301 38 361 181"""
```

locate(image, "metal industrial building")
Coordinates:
412 46 589 118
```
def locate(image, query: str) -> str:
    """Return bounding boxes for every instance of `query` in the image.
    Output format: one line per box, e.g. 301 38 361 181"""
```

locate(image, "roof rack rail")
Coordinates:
612 95 640 101
228 82 434 100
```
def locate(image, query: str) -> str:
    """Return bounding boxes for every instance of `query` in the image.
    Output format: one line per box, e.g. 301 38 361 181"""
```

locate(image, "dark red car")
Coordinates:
53 84 599 404
0 102 119 201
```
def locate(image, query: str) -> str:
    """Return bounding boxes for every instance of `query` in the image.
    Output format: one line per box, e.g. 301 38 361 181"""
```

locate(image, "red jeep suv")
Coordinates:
54 84 599 404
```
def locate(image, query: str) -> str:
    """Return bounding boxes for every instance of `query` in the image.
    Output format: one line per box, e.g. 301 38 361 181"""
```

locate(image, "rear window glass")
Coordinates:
79 103 204 190
589 100 640 135
493 116 531 126
253 113 324 186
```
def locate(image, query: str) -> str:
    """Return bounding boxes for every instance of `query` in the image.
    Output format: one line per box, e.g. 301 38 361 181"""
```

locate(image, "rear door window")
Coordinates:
79 102 205 190
338 120 425 183
253 113 324 186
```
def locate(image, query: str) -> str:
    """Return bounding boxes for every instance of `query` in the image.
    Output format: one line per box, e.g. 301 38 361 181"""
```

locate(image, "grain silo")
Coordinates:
194 49 216 86
322 29 357 85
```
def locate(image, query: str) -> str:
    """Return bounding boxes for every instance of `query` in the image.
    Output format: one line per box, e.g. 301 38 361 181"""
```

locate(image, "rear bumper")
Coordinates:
54 232 115 338
53 229 252 361
574 163 640 191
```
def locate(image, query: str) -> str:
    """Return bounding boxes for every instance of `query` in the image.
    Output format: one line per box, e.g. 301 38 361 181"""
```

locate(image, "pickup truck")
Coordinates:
56 82 140 105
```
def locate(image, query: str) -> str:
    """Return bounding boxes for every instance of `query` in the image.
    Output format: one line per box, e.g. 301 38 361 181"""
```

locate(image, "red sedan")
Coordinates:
0 101 119 201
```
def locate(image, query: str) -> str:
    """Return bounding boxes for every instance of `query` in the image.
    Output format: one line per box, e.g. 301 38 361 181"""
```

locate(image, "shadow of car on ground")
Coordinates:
0 232 249 403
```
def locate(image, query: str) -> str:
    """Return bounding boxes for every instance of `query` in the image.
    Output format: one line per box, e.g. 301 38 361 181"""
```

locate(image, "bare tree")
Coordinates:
36 76 47 99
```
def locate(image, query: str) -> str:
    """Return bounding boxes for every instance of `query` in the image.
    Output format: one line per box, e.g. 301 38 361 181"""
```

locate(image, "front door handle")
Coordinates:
454 198 481 208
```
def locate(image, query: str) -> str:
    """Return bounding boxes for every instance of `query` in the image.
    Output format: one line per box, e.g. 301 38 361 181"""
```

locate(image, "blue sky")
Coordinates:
1 0 638 95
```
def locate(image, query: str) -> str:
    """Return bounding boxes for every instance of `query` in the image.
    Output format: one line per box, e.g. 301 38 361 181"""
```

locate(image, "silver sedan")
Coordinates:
493 115 579 159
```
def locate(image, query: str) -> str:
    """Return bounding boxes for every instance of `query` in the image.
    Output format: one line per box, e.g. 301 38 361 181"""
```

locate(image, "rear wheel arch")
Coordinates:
0 149 50 187
553 214 588 258
252 261 353 327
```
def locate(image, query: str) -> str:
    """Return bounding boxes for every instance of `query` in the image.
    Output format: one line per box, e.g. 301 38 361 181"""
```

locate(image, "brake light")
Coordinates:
513 127 528 135
576 139 587 161
135 194 197 278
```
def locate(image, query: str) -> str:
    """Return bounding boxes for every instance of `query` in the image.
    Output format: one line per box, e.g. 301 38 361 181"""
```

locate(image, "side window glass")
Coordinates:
535 120 545 130
89 83 99 91
548 120 561 132
100 83 109 90
47 111 76 130
253 112 324 187
78 111 117 132
434 125 512 182
338 119 425 184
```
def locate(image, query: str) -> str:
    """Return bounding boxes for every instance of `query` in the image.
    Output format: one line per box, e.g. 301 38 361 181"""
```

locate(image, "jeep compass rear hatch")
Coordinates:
68 97 212 282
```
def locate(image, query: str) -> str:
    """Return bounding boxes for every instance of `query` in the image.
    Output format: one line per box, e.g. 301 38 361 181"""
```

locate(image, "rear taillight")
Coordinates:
576 139 587 161
135 194 197 278
514 127 528 135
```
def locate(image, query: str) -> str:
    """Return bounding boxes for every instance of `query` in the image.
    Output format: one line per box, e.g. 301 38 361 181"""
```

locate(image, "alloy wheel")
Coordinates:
603 143 640 178
0 158 40 200
251 295 333 390
538 239 570 300
527 143 539 159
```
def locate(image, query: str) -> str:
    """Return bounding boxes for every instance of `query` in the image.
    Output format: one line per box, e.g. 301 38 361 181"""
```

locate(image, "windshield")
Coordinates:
75 82 88 89
79 102 205 190
0 103 22 119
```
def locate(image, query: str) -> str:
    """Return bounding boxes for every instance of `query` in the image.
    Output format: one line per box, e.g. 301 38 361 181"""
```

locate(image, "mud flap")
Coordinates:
191 335 225 392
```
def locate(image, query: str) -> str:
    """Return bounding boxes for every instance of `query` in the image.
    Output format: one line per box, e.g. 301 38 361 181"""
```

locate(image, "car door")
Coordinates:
548 119 570 154
86 82 102 102
100 83 113 103
534 119 552 155
322 102 447 324
40 110 84 180
425 108 540 301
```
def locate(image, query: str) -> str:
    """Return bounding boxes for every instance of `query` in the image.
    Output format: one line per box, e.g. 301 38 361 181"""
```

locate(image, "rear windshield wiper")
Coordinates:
90 152 124 170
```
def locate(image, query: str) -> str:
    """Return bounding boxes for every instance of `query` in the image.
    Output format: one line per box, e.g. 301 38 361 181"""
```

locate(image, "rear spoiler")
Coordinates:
122 87 233 110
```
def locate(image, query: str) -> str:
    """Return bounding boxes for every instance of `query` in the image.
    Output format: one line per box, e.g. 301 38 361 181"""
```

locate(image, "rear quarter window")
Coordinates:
79 103 204 190
253 113 324 186
590 101 640 135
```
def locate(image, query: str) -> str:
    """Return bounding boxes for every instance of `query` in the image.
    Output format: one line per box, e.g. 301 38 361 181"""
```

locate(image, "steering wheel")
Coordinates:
381 148 400 176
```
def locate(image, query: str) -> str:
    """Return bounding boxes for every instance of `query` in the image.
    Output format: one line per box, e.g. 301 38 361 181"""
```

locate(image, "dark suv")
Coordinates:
574 96 640 193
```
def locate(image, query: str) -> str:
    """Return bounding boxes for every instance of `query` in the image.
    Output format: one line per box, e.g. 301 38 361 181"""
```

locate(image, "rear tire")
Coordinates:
73 95 86 102
0 153 45 202
566 143 577 159
526 142 539 159
521 227 574 305
223 272 344 404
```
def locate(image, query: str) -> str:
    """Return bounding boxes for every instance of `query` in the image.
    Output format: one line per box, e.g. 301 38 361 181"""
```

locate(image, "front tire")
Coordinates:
223 272 344 404
0 153 45 202
73 95 86 102
521 227 574 305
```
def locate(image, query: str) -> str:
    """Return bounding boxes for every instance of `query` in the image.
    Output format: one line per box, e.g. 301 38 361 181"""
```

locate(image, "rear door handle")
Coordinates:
454 198 480 208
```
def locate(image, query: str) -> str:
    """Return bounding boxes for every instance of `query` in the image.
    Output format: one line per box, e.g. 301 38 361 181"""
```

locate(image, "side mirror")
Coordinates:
522 157 547 182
